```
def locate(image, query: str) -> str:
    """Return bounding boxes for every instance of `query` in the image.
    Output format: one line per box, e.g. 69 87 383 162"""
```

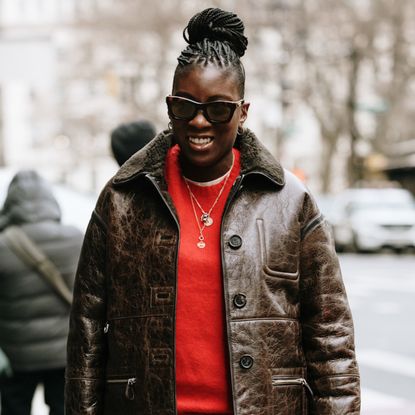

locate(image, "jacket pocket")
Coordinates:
106 377 137 400
271 376 314 399
270 369 312 415
257 219 299 280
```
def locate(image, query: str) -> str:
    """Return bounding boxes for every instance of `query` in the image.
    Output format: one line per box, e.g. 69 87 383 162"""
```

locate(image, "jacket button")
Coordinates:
228 235 242 249
233 294 247 308
239 355 254 369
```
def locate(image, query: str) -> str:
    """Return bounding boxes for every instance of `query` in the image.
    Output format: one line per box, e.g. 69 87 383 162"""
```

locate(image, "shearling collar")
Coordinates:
112 128 285 187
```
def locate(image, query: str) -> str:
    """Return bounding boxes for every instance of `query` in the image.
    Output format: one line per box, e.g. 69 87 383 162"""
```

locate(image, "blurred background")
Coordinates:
0 0 414 414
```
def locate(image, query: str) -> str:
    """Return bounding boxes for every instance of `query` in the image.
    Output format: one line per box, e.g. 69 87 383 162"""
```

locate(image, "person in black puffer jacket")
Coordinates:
0 170 83 415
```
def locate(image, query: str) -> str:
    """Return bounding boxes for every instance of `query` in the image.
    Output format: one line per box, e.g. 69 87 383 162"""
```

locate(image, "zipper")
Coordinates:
145 174 180 415
106 377 137 400
105 313 167 323
272 376 314 399
220 174 245 414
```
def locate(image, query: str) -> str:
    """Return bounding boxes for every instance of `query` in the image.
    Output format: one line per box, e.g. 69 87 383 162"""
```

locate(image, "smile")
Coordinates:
188 136 213 145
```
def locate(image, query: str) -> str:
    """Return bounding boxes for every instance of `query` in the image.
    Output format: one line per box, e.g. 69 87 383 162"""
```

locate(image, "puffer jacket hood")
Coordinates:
0 170 61 230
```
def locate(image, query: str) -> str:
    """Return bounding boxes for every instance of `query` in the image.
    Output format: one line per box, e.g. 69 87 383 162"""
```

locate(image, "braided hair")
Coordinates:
173 8 248 97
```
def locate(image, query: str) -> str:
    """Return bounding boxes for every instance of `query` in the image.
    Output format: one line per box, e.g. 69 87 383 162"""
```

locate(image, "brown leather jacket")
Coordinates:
65 129 360 415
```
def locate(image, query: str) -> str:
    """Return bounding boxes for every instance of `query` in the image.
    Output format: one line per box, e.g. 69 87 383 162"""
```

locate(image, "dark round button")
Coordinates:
233 293 247 309
239 355 254 369
228 235 242 249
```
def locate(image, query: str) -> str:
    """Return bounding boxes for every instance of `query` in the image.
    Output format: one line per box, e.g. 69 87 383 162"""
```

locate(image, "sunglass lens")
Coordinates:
171 98 195 119
206 102 232 123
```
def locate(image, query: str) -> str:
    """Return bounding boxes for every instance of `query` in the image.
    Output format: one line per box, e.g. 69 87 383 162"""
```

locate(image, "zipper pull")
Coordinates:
103 322 109 334
300 378 314 399
125 378 136 400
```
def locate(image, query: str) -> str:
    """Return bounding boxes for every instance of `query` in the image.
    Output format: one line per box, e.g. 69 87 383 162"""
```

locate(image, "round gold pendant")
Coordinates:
204 216 213 226
197 240 206 248
201 213 213 227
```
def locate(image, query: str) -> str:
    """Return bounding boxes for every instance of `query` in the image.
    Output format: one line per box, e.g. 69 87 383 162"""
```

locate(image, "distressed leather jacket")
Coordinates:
65 129 360 415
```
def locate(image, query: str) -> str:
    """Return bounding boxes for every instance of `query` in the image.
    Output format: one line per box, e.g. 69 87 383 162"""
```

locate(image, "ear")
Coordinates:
239 102 250 124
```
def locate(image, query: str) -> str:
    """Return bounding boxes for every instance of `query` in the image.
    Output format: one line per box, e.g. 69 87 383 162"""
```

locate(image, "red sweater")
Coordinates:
165 145 241 415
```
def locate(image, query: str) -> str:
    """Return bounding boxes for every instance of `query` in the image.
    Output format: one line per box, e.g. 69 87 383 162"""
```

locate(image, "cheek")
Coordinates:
216 126 238 148
171 121 186 135
225 121 239 138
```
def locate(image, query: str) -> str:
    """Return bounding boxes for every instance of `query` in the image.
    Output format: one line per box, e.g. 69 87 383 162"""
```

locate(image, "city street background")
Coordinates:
1 0 415 195
0 0 414 413
30 251 415 414
342 253 415 415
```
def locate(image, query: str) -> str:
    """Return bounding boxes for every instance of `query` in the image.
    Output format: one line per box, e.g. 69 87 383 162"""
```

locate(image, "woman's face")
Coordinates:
170 64 249 181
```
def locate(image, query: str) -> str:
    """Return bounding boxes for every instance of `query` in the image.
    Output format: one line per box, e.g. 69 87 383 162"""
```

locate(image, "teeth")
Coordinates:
189 137 212 145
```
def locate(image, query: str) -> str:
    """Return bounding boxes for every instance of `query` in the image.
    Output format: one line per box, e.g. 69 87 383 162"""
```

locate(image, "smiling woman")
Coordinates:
65 7 361 415
167 63 249 182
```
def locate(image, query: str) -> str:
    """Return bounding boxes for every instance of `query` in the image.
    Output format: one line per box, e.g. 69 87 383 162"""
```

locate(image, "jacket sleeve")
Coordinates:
65 192 109 415
299 193 360 414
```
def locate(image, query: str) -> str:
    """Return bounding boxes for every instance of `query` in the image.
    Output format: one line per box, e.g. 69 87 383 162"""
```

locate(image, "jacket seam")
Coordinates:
232 317 298 323
301 213 324 240
107 313 169 321
221 175 244 414
314 373 360 380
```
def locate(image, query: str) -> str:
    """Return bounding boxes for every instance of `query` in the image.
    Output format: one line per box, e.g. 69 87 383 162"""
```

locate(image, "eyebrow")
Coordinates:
173 92 236 102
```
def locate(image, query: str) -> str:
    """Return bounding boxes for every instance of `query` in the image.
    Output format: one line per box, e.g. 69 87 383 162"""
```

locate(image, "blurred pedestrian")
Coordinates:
110 120 156 166
0 170 83 415
66 7 360 414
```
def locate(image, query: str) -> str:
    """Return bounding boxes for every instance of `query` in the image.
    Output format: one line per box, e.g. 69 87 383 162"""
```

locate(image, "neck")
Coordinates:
179 151 234 182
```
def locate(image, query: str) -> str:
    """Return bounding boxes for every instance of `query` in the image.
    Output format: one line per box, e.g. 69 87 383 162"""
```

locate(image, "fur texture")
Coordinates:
112 128 285 187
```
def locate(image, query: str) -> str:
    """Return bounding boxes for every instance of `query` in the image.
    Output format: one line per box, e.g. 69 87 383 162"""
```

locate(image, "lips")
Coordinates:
187 136 214 151
188 136 213 145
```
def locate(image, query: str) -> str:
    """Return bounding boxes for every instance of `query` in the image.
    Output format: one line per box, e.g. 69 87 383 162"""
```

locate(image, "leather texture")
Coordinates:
65 129 360 414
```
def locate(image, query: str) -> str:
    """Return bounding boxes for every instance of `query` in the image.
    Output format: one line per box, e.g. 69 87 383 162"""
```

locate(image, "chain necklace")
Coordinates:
187 191 209 248
184 156 234 248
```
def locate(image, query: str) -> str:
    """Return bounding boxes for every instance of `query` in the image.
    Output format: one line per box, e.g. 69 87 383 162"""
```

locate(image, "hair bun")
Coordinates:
184 8 248 57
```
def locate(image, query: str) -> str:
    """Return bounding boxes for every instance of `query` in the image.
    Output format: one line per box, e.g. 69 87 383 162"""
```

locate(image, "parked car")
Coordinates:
327 188 415 253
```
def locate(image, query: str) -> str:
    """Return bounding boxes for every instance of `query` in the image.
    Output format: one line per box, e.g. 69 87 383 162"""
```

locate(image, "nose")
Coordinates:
188 109 211 128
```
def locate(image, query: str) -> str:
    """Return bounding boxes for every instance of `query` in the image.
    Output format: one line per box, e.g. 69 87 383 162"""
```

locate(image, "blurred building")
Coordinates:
0 0 126 193
0 0 333 194
1 0 413 196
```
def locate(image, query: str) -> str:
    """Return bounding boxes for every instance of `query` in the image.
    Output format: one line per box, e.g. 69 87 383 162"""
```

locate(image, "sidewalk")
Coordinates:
362 388 415 415
365 405 415 415
32 384 415 414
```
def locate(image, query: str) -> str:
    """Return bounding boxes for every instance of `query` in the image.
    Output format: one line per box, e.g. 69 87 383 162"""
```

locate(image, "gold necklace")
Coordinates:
188 191 209 248
184 157 234 248
184 155 234 228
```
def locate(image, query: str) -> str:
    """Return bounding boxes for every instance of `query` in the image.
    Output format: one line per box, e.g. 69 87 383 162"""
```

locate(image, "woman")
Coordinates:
65 7 360 415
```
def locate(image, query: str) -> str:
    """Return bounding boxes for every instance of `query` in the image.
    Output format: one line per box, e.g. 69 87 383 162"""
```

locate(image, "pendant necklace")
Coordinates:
184 155 234 248
188 194 208 248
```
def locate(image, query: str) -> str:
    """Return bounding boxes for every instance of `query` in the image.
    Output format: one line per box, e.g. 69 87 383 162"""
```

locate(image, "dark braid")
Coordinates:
174 8 248 97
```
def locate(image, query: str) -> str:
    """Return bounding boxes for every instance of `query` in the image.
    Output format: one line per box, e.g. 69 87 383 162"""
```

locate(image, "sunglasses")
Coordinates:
166 95 244 124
